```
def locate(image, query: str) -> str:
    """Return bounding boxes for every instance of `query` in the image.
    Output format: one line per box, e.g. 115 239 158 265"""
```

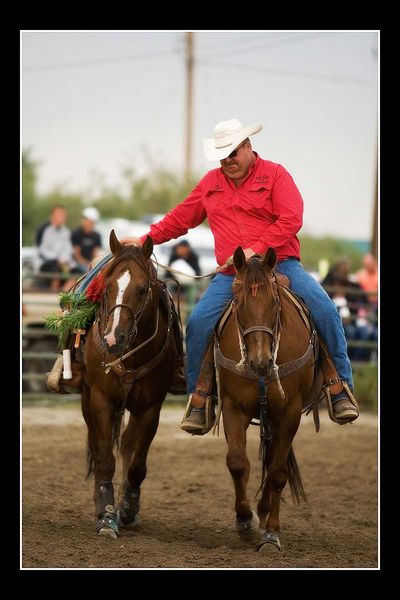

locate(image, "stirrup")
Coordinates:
324 381 359 424
46 355 83 394
46 355 63 392
180 393 216 436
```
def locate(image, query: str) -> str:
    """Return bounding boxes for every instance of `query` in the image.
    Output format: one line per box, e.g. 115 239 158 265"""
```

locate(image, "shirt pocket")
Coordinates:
203 188 225 215
243 184 273 215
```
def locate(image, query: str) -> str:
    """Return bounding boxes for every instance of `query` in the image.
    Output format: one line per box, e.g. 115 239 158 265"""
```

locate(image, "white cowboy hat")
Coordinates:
203 118 263 161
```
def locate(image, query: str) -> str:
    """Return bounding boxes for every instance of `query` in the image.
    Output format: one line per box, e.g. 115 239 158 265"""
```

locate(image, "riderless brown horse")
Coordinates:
215 246 320 551
82 231 180 538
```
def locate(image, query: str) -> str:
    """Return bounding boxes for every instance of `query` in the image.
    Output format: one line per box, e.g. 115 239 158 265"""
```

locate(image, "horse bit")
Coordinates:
98 273 159 374
232 275 284 396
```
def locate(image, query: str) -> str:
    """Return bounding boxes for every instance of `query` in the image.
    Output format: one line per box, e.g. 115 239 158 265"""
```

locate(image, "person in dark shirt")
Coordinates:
167 240 201 276
165 240 201 306
71 207 102 274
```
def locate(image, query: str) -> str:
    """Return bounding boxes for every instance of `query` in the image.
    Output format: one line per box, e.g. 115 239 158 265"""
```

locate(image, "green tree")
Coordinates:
299 234 364 273
127 169 199 219
22 149 41 245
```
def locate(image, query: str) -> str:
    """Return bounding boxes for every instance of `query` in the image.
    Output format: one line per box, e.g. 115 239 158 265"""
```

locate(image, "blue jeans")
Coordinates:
185 260 353 394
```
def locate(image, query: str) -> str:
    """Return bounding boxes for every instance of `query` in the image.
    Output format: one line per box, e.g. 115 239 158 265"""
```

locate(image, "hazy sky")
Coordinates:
22 30 378 240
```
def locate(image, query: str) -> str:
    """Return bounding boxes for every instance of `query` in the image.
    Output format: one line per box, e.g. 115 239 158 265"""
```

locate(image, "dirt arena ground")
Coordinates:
22 404 378 569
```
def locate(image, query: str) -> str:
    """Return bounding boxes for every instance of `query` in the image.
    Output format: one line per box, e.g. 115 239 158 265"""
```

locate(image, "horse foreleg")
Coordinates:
85 388 119 539
118 403 161 528
223 403 258 535
257 404 301 551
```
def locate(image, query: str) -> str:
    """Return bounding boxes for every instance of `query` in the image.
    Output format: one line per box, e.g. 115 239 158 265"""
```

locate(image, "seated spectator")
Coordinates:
165 240 201 307
71 207 102 274
355 253 378 361
355 253 378 308
322 258 374 362
36 205 77 292
167 240 201 277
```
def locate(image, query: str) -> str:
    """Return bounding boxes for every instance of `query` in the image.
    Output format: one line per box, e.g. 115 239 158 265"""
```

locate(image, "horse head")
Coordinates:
233 246 280 377
102 230 155 355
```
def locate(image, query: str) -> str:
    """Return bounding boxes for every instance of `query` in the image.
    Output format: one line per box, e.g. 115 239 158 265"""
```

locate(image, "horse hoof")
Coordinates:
234 511 260 538
117 510 140 529
97 526 118 539
256 530 282 552
96 513 119 539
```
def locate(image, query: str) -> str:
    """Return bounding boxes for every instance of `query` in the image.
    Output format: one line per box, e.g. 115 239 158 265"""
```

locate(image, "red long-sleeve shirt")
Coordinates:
140 154 303 274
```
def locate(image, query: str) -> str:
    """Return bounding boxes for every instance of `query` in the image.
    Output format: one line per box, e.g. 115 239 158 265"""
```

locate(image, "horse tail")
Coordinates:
287 446 307 503
85 437 94 480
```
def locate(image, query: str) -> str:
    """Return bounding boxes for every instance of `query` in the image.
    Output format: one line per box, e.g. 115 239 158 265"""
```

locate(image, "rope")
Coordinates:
152 259 219 279
85 251 220 283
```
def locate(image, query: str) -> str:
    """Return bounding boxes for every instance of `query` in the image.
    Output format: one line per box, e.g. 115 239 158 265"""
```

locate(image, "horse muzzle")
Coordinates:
249 359 274 378
104 330 129 355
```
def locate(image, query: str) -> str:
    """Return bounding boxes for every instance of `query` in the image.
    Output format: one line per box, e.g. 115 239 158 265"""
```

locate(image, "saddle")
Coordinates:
191 278 349 433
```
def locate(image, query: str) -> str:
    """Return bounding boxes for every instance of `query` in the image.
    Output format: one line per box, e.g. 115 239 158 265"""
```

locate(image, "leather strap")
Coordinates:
280 285 312 334
215 331 316 383
90 284 173 387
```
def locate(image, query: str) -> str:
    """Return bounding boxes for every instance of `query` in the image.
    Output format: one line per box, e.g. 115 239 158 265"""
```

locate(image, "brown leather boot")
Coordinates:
317 335 359 424
332 389 359 423
181 392 215 435
181 406 206 432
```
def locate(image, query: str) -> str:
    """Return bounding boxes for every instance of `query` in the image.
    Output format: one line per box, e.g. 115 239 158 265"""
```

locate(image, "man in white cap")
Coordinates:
71 206 103 274
121 118 359 428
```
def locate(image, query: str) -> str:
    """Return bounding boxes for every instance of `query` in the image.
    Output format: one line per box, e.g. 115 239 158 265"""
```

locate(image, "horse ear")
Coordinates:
262 247 277 270
109 229 123 256
233 246 246 272
141 235 153 260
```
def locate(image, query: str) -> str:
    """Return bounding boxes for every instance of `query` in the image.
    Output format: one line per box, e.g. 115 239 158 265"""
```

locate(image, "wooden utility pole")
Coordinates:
184 32 194 186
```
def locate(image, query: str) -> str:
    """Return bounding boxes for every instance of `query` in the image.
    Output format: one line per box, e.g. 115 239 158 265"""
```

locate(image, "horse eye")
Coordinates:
138 285 147 296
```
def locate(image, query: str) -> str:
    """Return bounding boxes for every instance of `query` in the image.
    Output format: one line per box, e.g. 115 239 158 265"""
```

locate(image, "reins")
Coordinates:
100 276 158 372
153 260 219 279
102 307 161 374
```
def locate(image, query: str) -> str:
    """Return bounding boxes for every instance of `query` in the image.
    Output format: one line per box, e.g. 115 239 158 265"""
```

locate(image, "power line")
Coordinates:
198 60 376 87
195 34 275 52
22 33 330 74
23 48 179 73
196 32 326 57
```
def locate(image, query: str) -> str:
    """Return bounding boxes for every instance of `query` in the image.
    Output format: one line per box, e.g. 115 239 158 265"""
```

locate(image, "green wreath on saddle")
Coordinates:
45 272 106 348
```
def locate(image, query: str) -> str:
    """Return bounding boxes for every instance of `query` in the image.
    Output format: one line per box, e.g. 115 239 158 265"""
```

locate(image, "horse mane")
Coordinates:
102 245 157 282
241 257 267 299
235 256 285 327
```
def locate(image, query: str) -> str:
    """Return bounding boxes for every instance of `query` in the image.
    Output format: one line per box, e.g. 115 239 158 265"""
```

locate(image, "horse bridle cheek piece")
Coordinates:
98 278 159 374
104 279 154 345
233 275 284 391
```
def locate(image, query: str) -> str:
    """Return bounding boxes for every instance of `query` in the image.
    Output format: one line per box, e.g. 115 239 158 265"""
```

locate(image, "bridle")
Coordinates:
232 274 283 381
104 287 153 342
98 265 159 373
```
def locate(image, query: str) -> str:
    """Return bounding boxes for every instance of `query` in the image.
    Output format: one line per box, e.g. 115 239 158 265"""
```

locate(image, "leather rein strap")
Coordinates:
91 282 173 384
